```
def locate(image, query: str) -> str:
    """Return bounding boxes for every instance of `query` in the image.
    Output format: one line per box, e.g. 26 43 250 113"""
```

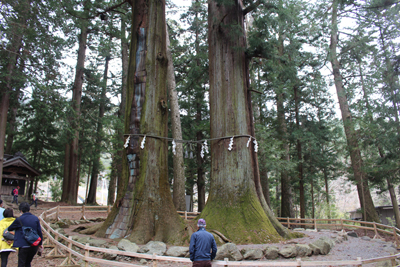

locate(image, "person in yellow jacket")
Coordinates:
0 208 16 267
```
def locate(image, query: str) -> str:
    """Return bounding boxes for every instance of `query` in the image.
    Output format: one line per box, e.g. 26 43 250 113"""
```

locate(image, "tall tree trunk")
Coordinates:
61 21 88 204
323 167 331 219
96 0 186 244
260 166 270 207
108 155 117 205
200 0 283 243
311 180 315 219
196 105 206 212
109 15 130 206
0 0 28 193
166 26 186 211
87 54 110 204
294 85 305 219
330 0 380 222
277 91 293 218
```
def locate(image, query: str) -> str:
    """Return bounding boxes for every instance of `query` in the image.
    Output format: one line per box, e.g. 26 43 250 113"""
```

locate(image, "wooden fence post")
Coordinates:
56 206 60 221
356 257 363 267
152 252 157 267
185 211 187 220
84 243 89 267
314 218 317 231
373 223 378 238
81 205 86 220
392 227 399 249
287 217 290 229
340 218 344 231
224 258 229 267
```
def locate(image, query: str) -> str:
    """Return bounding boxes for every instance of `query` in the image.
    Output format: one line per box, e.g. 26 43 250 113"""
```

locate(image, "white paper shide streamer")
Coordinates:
228 136 234 151
140 135 146 149
200 140 208 158
246 136 251 147
123 136 130 148
253 139 258 153
172 140 177 155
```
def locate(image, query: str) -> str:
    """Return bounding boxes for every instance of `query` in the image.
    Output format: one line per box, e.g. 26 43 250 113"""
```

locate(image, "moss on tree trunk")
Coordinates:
96 0 187 244
202 0 284 244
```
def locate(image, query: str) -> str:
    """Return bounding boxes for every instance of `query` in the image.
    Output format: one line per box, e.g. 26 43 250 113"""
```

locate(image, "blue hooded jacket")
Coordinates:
189 228 217 262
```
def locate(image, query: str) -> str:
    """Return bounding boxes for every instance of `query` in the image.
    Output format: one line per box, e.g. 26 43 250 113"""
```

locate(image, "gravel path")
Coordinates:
4 201 398 267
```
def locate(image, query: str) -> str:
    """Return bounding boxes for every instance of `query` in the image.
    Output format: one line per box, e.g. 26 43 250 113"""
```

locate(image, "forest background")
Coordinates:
0 0 399 234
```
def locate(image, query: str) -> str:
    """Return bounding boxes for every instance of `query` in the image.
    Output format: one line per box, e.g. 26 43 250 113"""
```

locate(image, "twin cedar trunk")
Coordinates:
99 0 285 244
199 0 282 243
97 0 186 244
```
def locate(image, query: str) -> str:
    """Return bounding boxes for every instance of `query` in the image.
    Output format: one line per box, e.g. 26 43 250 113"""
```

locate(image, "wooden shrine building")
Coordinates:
1 152 40 197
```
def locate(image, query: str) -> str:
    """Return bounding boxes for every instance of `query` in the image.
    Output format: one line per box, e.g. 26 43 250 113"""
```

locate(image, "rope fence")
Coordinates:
38 206 400 266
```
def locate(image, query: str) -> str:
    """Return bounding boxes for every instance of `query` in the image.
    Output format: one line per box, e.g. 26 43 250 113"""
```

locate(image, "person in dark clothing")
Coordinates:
8 202 43 267
189 218 217 267
30 192 38 208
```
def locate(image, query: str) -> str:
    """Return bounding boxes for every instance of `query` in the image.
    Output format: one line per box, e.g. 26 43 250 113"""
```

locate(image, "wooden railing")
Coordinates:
38 207 400 267
277 217 400 248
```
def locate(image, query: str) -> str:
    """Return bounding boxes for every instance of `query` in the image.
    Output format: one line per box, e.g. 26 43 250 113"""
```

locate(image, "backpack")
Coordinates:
11 189 15 196
17 218 41 246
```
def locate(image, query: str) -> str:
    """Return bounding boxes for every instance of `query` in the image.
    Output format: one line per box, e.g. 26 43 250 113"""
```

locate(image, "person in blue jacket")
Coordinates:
189 218 217 267
8 202 43 267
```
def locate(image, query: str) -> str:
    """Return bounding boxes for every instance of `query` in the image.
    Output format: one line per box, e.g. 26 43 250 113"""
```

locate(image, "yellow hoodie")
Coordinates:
0 217 16 252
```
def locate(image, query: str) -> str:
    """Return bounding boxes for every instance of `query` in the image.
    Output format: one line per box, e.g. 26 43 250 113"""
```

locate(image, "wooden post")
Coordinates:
67 236 73 264
152 252 157 267
356 257 362 267
185 211 187 220
224 258 229 267
84 243 89 267
314 218 317 231
54 232 59 256
81 205 86 220
56 206 60 221
373 223 378 238
287 217 290 229
44 212 47 222
392 227 399 249
340 218 344 231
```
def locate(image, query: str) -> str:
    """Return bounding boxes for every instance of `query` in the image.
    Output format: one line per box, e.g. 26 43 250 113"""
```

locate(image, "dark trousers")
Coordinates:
12 195 18 205
1 251 11 267
18 246 39 267
30 199 37 207
193 260 212 267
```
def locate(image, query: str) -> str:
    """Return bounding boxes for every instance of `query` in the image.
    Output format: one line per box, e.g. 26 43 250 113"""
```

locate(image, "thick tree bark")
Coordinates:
96 0 186 244
330 0 380 222
166 26 186 212
61 22 88 204
0 0 28 193
200 0 283 243
87 55 110 204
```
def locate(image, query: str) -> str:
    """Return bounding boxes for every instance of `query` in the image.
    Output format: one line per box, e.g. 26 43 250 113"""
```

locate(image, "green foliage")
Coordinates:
50 178 63 202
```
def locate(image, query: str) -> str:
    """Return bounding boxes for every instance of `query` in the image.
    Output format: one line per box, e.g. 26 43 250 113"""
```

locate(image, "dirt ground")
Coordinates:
2 200 399 267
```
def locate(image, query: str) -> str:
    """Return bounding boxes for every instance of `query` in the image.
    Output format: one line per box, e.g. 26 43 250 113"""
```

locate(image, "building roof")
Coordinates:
3 152 41 177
